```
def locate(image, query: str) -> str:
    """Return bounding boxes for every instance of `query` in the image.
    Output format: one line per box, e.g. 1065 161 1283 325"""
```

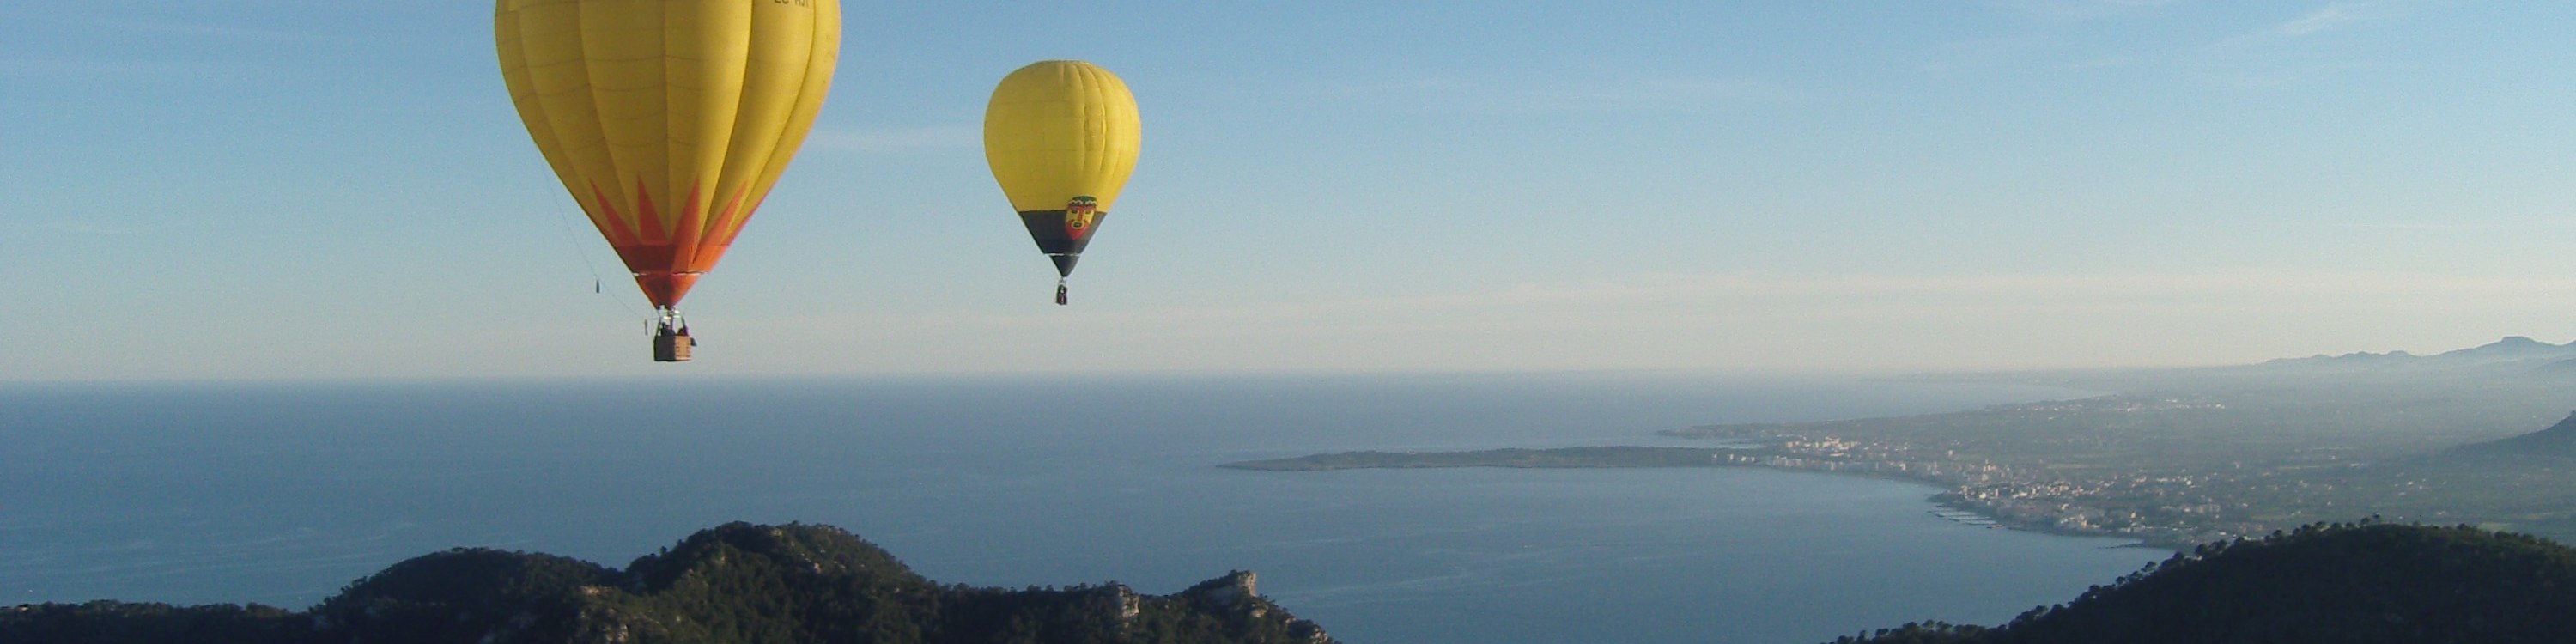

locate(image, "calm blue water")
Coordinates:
0 374 2159 643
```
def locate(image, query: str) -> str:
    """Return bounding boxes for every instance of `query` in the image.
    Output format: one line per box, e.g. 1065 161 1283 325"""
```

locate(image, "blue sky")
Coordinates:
4 1 2572 381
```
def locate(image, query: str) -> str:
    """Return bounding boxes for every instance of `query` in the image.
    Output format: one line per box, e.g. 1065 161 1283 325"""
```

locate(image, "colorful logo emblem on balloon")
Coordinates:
1065 196 1100 240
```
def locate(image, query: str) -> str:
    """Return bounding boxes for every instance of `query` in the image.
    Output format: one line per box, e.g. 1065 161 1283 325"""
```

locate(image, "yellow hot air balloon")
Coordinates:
983 60 1141 305
495 0 840 361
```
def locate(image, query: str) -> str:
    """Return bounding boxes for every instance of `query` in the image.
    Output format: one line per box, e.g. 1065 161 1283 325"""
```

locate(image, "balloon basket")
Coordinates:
653 329 693 362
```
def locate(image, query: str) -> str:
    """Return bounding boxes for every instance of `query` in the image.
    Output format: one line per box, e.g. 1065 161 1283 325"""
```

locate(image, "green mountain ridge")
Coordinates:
1836 521 2576 643
21 522 2576 642
2 522 1331 644
2453 410 2576 458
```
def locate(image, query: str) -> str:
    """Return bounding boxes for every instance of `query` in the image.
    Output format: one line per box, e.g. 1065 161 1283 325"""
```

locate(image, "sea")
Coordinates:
0 374 2166 644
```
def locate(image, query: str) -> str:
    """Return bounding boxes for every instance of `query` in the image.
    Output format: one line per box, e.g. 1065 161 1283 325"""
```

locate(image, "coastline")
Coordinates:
1220 447 2180 550
1221 361 2576 552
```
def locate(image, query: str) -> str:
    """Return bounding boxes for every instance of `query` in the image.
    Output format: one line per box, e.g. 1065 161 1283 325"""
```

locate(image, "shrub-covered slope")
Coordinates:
1836 521 2576 644
4 522 1331 644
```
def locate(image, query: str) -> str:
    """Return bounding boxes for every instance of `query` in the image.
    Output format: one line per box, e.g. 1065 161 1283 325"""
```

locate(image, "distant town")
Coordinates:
1674 395 2321 547
1230 337 2576 549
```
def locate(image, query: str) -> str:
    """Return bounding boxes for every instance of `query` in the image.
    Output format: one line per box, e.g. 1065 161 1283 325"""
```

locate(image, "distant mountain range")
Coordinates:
2257 336 2576 373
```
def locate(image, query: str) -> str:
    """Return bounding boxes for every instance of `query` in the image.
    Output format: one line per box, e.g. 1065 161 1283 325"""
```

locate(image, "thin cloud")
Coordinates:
2277 5 2359 35
2268 1 2430 37
2190 1 2433 88
2214 1 2421 47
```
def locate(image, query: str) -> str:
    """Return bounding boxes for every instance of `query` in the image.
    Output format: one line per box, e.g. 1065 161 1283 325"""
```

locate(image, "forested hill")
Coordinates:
29 520 2576 643
1834 521 2576 644
2455 410 2576 458
0 522 1333 644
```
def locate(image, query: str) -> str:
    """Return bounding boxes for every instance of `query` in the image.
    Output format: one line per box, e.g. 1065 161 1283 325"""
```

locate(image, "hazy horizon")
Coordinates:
10 330 2569 387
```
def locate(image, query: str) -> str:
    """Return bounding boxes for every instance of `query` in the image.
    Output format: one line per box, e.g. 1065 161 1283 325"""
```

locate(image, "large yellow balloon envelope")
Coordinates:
983 60 1141 305
495 0 840 359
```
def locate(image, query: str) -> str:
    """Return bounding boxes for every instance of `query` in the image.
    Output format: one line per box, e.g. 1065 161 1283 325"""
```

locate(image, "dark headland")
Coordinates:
1831 520 2576 644
1 522 1330 644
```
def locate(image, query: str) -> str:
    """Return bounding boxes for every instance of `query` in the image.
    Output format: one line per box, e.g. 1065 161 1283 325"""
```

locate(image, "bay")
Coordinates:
0 374 2160 643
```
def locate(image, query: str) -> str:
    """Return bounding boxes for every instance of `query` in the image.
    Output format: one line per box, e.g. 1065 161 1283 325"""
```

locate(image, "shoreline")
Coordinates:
1220 447 2184 550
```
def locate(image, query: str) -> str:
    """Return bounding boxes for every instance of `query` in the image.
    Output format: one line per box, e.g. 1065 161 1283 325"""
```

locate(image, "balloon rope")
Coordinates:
547 197 648 323
1056 279 1069 306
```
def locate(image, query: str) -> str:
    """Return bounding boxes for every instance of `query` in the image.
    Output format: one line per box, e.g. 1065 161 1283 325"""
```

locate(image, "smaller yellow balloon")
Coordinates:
983 60 1142 294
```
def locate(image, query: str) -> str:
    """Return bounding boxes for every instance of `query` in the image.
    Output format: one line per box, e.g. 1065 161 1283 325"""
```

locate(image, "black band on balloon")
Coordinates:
1016 210 1107 256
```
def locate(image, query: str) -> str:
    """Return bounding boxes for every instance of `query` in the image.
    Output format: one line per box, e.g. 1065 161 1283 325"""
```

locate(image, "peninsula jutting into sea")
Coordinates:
1227 337 2576 549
